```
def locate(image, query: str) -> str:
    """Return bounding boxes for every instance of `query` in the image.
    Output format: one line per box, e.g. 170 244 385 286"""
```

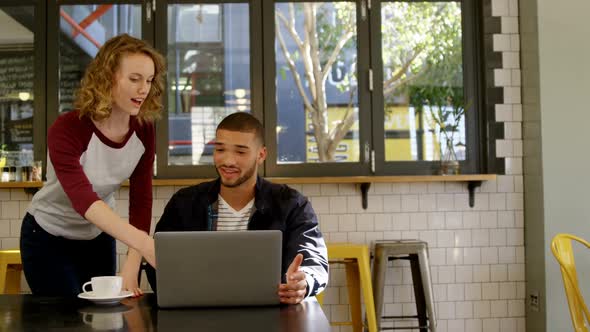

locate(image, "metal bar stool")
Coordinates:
316 243 378 332
0 250 22 294
372 240 436 331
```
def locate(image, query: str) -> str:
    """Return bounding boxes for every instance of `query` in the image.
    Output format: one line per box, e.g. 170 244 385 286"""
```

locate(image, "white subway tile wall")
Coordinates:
4 171 525 332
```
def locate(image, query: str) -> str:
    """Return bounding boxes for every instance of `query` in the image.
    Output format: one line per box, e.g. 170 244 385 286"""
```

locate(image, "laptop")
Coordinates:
154 230 282 308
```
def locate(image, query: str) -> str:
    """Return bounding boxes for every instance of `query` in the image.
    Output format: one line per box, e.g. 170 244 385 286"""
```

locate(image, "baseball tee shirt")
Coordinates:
27 110 154 240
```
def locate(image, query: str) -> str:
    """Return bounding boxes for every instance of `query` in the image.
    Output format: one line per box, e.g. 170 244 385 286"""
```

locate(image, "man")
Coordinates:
148 112 328 304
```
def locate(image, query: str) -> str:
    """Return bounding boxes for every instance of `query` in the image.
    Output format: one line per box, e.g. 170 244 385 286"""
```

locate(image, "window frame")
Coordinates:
47 0 149 127
37 0 493 180
370 0 485 175
0 0 46 169
46 0 151 184
153 0 264 179
262 0 373 177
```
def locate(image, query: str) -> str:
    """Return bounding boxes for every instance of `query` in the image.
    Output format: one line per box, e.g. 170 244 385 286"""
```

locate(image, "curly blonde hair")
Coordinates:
74 34 166 123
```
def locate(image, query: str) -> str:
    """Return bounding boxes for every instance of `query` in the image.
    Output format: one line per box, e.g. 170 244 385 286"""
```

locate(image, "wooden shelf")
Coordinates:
7 175 496 209
265 174 496 184
0 181 43 188
148 174 496 186
145 174 496 209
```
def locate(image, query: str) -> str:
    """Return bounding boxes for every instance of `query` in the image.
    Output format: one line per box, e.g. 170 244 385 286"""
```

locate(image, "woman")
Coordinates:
20 34 165 297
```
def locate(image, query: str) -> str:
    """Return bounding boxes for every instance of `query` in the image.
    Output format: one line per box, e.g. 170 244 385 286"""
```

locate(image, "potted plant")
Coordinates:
0 144 7 168
430 94 466 175
411 86 467 175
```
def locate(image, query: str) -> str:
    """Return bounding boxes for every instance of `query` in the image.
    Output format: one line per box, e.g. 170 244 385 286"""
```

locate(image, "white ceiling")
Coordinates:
0 9 33 45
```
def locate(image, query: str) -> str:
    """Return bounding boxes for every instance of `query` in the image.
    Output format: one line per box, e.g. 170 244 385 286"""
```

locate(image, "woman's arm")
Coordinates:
85 201 155 267
122 121 157 290
121 247 144 296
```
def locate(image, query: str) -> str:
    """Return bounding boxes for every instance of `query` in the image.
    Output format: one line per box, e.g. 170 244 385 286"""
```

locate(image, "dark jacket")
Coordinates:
146 177 328 297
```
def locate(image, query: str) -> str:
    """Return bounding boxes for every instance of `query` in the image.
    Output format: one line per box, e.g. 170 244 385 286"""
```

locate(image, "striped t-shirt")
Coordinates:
216 195 254 231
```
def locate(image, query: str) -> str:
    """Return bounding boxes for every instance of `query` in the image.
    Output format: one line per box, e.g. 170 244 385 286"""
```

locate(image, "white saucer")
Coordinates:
78 291 134 305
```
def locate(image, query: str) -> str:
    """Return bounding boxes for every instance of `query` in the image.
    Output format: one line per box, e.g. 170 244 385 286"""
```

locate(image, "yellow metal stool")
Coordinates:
316 243 377 332
0 250 22 294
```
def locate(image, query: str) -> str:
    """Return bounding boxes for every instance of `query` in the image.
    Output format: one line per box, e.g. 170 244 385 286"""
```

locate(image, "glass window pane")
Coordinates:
167 3 250 166
59 4 142 114
275 2 359 164
381 2 465 162
0 6 35 166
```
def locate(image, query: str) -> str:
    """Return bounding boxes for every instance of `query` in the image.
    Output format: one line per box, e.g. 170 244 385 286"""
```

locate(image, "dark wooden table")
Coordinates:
0 293 331 331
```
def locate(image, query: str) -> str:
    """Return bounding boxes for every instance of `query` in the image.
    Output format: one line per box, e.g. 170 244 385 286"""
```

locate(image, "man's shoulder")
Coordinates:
258 177 307 206
172 179 217 202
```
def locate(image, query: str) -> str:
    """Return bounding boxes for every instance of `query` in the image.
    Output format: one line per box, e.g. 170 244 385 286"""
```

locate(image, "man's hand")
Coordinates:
278 254 308 304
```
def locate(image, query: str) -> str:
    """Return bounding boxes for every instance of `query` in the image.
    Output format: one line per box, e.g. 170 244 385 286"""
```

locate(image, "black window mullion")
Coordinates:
35 0 47 173
370 0 386 175
153 0 172 178
462 0 483 174
45 0 59 131
357 0 373 175
250 0 265 176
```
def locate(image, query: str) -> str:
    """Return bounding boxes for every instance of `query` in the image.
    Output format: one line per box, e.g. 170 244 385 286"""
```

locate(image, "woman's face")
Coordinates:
111 53 155 117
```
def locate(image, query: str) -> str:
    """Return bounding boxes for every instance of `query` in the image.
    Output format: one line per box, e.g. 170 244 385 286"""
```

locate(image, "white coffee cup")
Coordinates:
82 276 122 297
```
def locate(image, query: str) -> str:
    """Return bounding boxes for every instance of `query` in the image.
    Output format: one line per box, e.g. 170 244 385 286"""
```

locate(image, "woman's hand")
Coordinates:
84 201 156 268
121 248 144 297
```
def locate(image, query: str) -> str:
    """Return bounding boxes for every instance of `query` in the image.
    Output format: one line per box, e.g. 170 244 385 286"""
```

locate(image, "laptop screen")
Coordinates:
154 230 282 308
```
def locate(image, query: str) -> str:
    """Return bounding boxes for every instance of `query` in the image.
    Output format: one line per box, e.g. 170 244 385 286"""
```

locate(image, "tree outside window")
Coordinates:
274 1 464 163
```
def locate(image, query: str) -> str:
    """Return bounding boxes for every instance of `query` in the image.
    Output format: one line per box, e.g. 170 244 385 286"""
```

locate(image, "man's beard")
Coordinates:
216 160 257 188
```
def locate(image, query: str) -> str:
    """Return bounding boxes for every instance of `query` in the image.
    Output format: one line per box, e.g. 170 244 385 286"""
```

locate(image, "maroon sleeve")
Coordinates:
47 112 101 217
128 120 155 233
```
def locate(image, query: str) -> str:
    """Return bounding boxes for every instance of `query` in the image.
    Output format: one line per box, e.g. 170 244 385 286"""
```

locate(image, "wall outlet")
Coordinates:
529 290 540 312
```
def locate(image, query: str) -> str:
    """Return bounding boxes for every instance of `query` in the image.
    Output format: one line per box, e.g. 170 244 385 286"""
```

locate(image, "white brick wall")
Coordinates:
305 178 523 332
2 170 525 331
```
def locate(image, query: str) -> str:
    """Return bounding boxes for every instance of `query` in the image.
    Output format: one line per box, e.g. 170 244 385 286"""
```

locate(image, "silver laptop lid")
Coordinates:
154 230 282 308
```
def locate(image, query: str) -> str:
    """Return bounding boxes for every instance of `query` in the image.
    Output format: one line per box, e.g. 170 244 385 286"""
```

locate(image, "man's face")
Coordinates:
213 129 266 188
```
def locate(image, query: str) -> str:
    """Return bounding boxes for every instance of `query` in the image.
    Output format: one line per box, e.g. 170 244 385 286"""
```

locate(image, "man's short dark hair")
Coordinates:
216 112 265 146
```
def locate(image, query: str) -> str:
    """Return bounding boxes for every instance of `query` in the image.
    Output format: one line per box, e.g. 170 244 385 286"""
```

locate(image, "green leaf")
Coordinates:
279 67 287 80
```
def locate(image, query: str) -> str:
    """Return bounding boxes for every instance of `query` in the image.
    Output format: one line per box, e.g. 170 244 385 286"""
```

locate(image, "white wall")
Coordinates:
522 0 590 330
538 1 590 331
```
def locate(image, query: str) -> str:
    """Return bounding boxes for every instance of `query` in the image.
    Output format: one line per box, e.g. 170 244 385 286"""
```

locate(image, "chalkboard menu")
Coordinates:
59 37 87 113
0 54 33 99
59 63 83 113
0 52 34 150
